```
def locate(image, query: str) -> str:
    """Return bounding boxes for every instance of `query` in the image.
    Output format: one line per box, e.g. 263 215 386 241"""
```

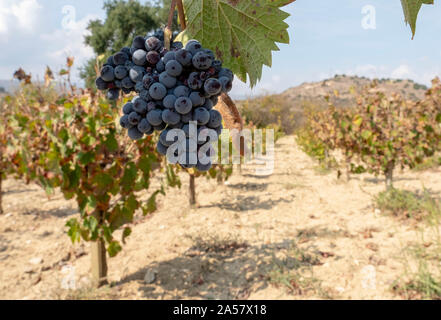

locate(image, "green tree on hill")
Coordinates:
80 0 174 88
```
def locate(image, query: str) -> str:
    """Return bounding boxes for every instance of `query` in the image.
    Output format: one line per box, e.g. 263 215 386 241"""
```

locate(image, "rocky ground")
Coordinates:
0 135 440 300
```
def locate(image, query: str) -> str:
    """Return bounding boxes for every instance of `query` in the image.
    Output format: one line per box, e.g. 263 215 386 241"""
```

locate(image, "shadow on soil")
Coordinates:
199 195 293 212
116 231 343 300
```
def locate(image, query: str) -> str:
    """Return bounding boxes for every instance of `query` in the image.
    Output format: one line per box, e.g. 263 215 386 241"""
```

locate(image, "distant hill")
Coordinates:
279 75 428 109
0 80 20 93
237 75 431 133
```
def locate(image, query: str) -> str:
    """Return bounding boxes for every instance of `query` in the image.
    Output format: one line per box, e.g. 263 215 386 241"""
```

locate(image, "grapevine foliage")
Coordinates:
401 0 434 38
301 80 441 188
177 0 294 87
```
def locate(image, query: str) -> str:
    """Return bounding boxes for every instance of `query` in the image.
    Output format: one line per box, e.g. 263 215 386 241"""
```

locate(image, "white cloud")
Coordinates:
0 0 42 35
40 14 99 81
391 64 412 79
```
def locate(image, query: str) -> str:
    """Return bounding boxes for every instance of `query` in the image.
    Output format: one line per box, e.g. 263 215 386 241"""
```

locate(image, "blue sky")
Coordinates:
0 0 440 99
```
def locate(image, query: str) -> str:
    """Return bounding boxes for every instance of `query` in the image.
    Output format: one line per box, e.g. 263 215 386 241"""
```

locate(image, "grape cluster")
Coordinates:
95 30 233 172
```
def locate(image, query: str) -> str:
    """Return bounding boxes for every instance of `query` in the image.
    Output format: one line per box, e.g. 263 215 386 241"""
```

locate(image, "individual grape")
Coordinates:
133 36 146 49
208 109 222 128
181 112 193 123
132 96 140 105
125 60 135 69
128 127 144 140
137 118 152 134
188 72 202 90
123 102 134 115
147 101 157 112
175 49 193 67
145 36 162 52
219 76 233 92
139 90 151 101
219 68 234 81
163 95 177 109
159 129 178 147
132 49 147 66
113 52 129 65
114 65 128 80
146 51 160 65
142 74 155 89
120 47 131 57
162 109 181 125
119 115 132 129
95 77 108 91
107 88 120 100
192 51 213 70
175 97 193 115
133 98 148 114
106 56 115 67
168 121 183 129
189 91 205 107
204 78 222 96
204 49 215 60
212 60 222 72
114 80 122 89
163 51 176 64
199 71 209 82
146 109 163 126
122 77 135 89
185 40 203 55
129 66 145 82
202 99 214 110
149 82 167 100
154 123 167 131
100 65 115 82
159 72 177 88
166 60 183 77
135 82 144 93
156 59 165 73
193 107 210 125
156 141 168 156
174 85 190 98
128 112 141 125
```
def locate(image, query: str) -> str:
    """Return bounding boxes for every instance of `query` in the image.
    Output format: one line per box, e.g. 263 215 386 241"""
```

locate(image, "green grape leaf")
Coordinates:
400 0 434 39
178 0 295 87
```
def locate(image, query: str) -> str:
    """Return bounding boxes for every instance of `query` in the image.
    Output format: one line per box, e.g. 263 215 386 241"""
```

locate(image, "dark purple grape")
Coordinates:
204 78 222 96
175 97 193 115
95 77 108 91
146 36 162 51
132 36 146 50
101 65 115 82
146 51 160 65
175 49 193 67
113 52 129 65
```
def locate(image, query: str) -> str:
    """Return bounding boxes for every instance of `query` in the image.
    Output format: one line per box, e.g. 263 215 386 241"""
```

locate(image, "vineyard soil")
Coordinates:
0 136 440 300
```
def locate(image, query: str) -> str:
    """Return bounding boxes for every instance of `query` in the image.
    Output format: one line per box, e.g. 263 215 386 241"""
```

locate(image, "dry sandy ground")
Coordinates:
0 135 440 300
